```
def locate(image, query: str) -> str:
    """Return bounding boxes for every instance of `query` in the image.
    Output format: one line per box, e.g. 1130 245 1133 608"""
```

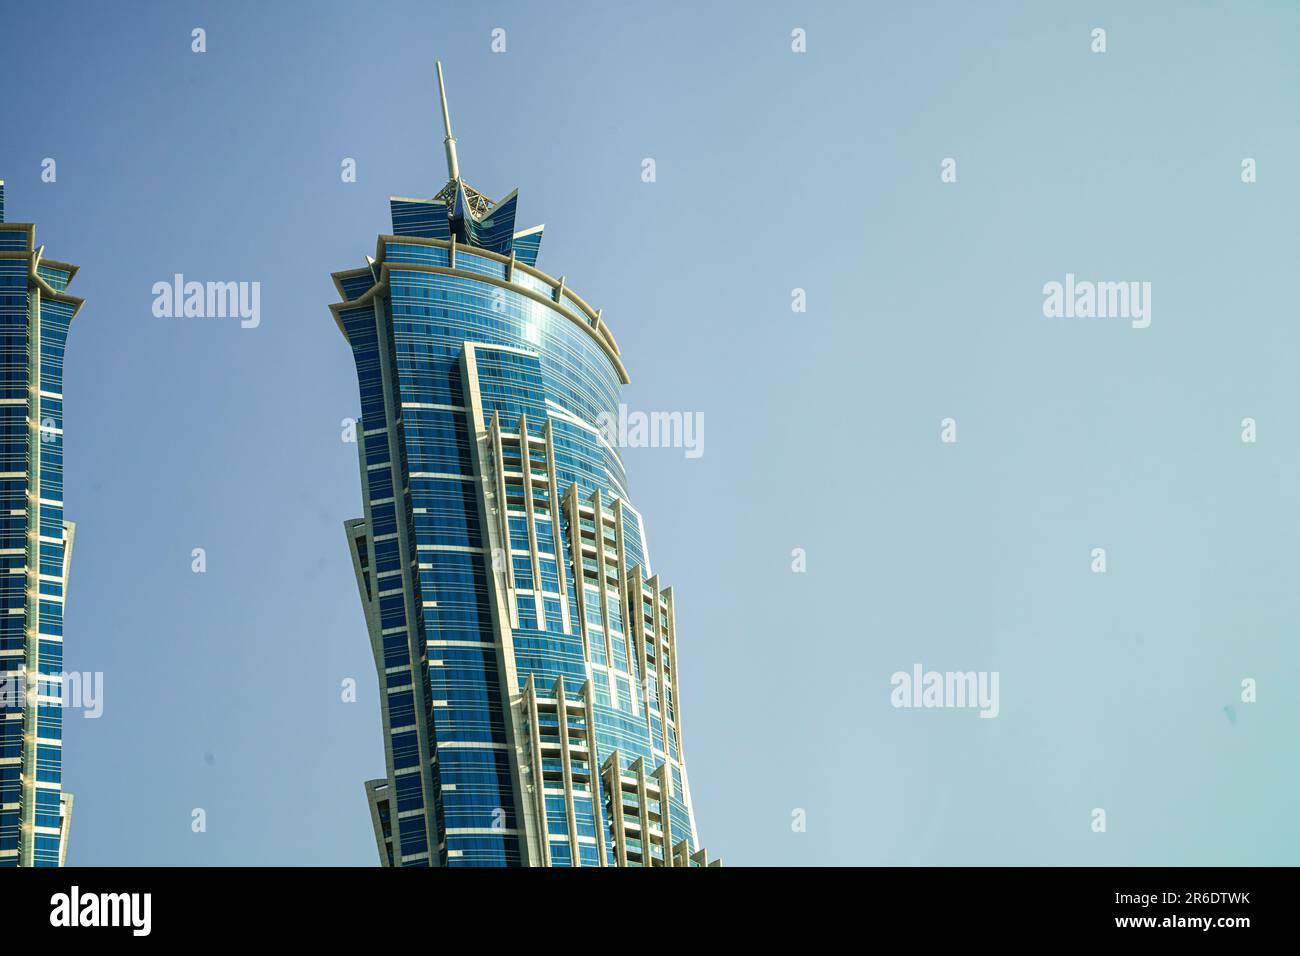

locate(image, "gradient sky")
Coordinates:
1 0 1298 865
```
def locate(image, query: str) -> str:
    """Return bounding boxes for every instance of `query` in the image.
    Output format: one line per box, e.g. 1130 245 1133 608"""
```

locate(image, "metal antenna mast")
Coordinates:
436 61 460 182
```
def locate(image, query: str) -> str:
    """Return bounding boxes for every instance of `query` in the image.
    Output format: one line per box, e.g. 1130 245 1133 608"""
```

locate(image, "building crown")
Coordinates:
383 64 544 266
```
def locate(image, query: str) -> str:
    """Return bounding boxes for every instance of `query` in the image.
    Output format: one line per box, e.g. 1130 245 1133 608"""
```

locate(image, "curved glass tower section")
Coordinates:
331 70 716 867
0 181 81 867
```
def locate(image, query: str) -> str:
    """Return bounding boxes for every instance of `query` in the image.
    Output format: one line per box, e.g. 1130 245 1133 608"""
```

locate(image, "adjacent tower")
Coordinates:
0 181 81 867
331 68 717 867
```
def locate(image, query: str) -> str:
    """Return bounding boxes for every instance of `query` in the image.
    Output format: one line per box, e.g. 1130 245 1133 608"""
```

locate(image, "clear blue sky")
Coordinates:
2 0 1298 865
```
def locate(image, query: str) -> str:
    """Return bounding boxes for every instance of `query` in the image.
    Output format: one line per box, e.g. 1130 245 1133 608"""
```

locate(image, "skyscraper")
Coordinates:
0 181 80 867
331 67 717 867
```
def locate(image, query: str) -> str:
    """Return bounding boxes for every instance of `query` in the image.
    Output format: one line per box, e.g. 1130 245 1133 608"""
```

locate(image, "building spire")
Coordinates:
430 63 492 221
436 61 460 182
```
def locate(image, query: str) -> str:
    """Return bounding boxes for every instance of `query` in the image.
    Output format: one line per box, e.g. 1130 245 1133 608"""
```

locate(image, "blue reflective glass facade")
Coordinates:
333 139 716 867
0 181 81 867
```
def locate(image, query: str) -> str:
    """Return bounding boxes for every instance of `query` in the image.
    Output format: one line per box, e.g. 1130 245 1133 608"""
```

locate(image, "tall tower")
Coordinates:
0 181 81 867
331 68 717 866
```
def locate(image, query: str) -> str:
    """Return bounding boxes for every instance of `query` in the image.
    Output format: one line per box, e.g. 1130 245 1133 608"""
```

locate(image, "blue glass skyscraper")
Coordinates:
0 180 80 867
331 68 717 867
